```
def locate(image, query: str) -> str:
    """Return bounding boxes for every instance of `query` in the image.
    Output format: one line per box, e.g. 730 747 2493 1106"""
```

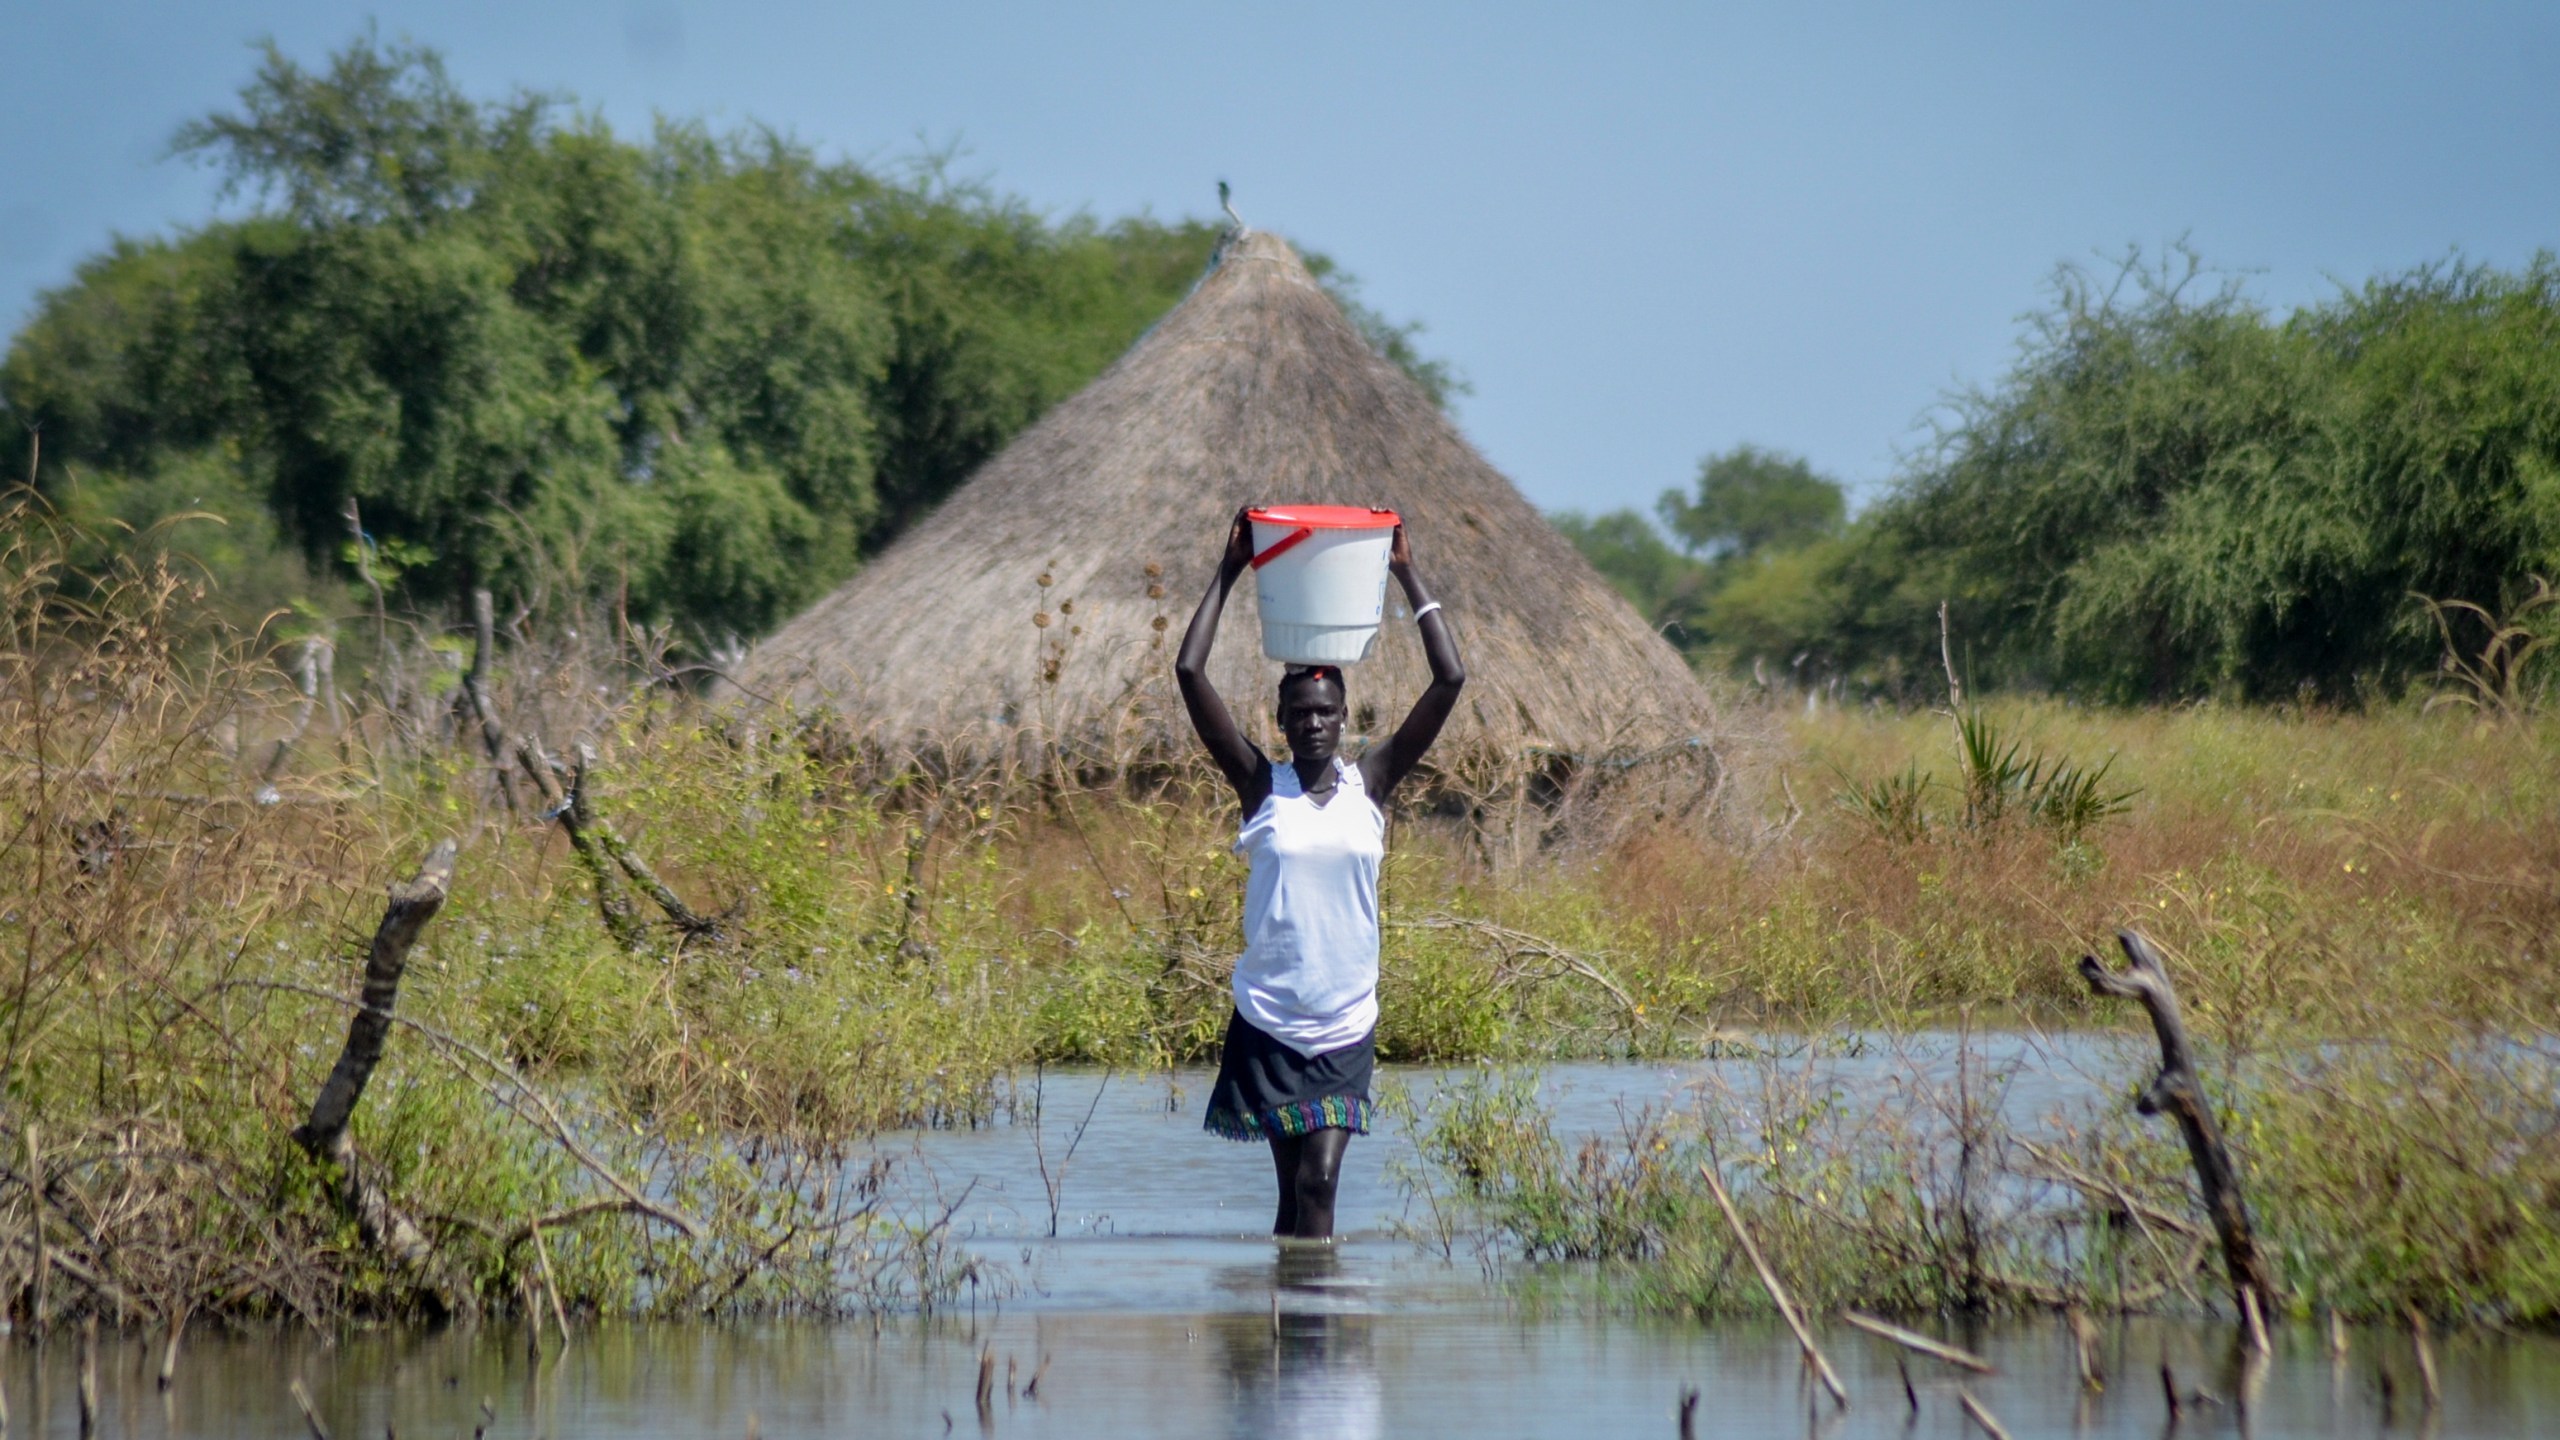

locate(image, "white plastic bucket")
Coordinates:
1247 505 1401 664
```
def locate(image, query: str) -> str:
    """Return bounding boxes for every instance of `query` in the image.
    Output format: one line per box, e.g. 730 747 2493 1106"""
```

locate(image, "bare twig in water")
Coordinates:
2240 1284 2271 1356
1697 1162 1847 1409
1032 1067 1112 1239
1843 1311 1993 1373
2410 1307 2440 1410
160 1308 189 1390
78 1316 99 1438
532 1223 572 1349
1957 1388 2012 1440
289 1378 332 1440
26 1123 47 1329
2067 1308 2104 1391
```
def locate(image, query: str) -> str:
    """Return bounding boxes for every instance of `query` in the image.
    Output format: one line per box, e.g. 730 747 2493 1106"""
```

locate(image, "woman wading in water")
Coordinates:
1176 508 1466 1239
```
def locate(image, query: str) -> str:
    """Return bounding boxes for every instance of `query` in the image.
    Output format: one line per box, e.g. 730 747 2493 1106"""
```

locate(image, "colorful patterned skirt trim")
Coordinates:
1204 1093 1376 1141
1202 1009 1375 1143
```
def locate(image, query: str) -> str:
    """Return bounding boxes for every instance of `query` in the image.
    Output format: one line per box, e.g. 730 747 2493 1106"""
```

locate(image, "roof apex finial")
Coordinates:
1218 179 1244 233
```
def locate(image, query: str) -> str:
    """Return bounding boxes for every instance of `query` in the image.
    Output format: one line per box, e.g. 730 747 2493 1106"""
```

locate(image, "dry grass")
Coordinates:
9 471 2554 1330
0 493 997 1329
1529 698 2560 1030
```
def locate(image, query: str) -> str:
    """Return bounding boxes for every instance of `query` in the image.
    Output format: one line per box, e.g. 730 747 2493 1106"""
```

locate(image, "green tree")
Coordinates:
4 34 1464 646
1657 444 1846 561
1550 509 1711 645
840 160 1221 542
1880 247 2560 701
0 38 1236 641
1557 446 1849 670
170 28 547 230
1711 246 2560 703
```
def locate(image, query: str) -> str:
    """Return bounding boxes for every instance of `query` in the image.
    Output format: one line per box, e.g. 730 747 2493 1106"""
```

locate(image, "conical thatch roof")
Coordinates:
728 229 1718 773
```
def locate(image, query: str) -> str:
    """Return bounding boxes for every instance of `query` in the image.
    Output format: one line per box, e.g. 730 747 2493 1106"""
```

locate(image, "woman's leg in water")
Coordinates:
1266 1134 1305 1235
1274 1129 1351 1239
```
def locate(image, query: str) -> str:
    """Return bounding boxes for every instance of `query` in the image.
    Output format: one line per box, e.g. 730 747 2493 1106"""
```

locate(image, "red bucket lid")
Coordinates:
1246 505 1400 530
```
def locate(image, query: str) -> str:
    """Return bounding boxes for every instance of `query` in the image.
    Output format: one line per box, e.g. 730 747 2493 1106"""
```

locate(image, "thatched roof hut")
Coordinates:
728 229 1720 782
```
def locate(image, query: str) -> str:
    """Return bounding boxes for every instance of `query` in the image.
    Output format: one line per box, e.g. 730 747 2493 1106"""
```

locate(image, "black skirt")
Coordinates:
1202 1009 1376 1141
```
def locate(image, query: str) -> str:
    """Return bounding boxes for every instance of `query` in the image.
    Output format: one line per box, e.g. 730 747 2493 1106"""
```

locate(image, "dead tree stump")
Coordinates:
292 840 457 1272
2079 928 2278 1319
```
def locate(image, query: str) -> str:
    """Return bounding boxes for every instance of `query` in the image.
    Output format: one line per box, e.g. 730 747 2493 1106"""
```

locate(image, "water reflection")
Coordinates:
1210 1245 1381 1440
15 1056 2560 1436
9 1275 2560 1436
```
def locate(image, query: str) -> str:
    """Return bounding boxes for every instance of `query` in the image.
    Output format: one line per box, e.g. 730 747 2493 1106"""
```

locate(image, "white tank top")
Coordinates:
1232 756 1383 1056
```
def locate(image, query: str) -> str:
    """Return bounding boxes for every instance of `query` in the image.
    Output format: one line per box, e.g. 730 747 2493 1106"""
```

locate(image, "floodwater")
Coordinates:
27 1039 2560 1437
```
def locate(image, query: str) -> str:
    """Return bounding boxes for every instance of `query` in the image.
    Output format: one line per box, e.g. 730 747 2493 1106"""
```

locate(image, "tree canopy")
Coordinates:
1566 246 2560 704
1556 443 1848 660
2 33 1453 645
1657 443 1845 561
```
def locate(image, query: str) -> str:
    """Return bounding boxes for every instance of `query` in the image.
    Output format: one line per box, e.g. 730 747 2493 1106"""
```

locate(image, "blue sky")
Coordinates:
6 2 2555 518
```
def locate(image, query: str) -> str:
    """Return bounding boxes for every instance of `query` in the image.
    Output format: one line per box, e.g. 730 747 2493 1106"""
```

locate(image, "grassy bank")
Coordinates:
6 494 2555 1326
1401 1022 2560 1326
1388 701 2560 1326
1572 698 2558 1032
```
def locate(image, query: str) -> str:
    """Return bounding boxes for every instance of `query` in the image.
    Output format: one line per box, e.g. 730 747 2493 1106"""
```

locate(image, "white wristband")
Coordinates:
1412 601 1442 621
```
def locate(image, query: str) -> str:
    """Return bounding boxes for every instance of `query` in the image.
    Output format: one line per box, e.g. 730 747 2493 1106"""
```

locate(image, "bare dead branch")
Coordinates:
1843 1310 1994 1374
1699 1162 1848 1409
2078 928 2279 1319
516 737 644 949
1386 914 1644 1023
1957 1388 2012 1440
516 738 717 946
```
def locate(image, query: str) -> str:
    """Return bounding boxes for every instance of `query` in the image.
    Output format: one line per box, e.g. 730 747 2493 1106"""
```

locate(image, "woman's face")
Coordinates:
1276 677 1347 763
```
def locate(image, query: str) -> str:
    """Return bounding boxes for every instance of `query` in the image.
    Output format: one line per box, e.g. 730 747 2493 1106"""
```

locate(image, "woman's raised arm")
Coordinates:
1361 524 1466 803
1176 507 1271 812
